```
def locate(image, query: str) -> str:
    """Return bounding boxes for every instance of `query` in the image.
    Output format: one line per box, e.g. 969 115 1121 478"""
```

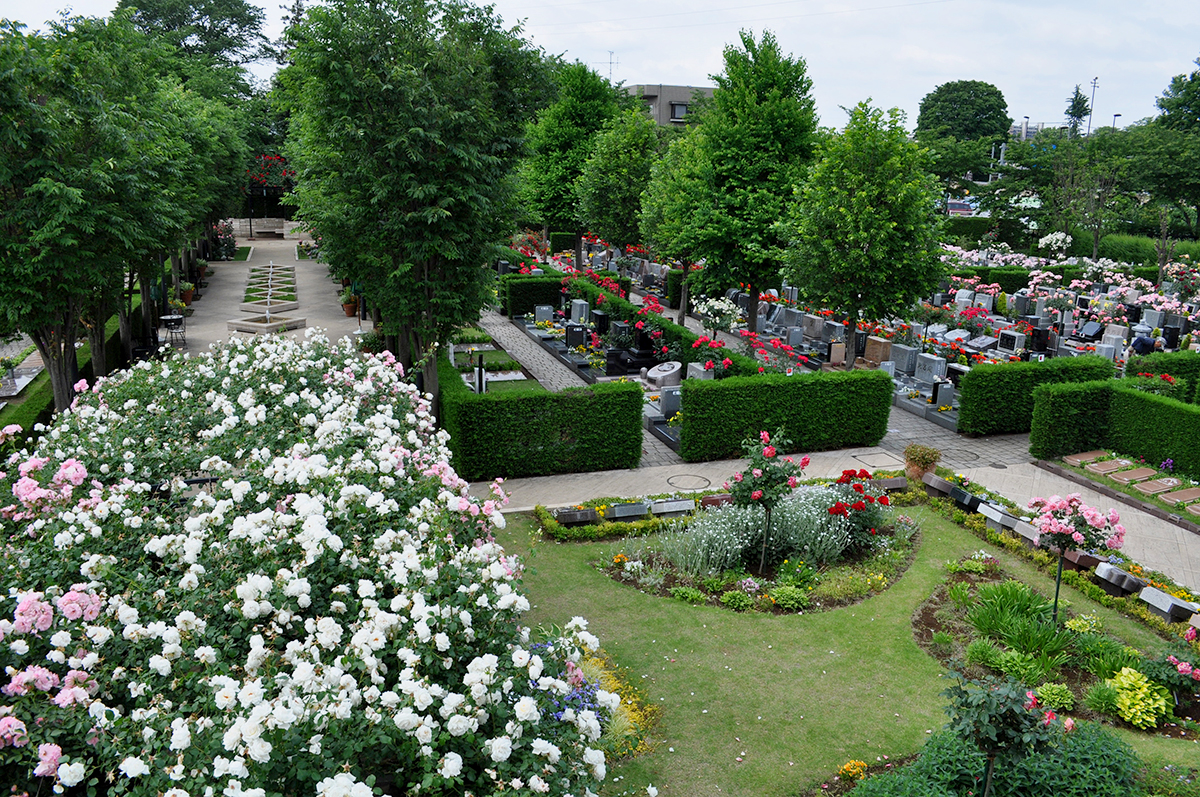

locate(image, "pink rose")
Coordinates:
752 469 763 478
33 742 61 776
751 490 763 500
760 431 771 444
763 446 776 458
787 476 798 488
733 473 743 483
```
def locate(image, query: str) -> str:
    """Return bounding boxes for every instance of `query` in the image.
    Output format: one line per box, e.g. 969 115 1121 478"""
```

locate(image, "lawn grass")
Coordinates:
454 349 520 371
496 506 1196 797
484 379 545 394
233 246 251 261
1058 458 1200 515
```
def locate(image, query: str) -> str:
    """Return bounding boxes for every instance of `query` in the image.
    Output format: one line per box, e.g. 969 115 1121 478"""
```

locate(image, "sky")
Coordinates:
3 0 1198 132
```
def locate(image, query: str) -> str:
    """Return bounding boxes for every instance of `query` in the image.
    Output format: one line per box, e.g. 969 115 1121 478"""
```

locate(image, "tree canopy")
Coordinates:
689 28 818 333
1156 55 1200 134
1065 84 1090 137
115 0 268 65
283 0 550 405
576 108 669 249
781 102 944 325
916 80 1010 143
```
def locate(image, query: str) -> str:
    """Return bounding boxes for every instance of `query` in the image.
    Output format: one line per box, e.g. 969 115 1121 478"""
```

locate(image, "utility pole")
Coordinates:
1086 76 1098 136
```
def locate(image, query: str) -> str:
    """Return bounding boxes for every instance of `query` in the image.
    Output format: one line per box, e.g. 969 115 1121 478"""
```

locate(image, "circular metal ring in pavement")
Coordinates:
667 474 711 490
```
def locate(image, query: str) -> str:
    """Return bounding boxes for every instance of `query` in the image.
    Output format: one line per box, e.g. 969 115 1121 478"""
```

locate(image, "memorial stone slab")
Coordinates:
933 381 955 408
700 494 733 509
659 386 682 419
570 299 590 324
686 362 714 380
823 320 844 342
610 321 631 341
1095 562 1146 597
529 267 544 275
1094 343 1116 360
1012 520 1040 548
1143 309 1164 329
787 327 805 347
534 305 554 323
864 336 892 364
1013 294 1030 316
565 324 586 349
1101 334 1126 351
1133 477 1184 495
555 508 599 527
915 353 947 384
606 502 648 520
879 361 895 378
955 289 975 305
1105 323 1129 341
803 314 824 340
1124 289 1142 304
1110 467 1157 485
591 309 609 335
943 329 971 344
1138 586 1199 623
829 342 846 365
974 294 994 313
650 499 697 518
967 336 998 351
888 344 918 375
1161 487 1200 506
645 361 683 387
1063 450 1107 467
1085 458 1134 475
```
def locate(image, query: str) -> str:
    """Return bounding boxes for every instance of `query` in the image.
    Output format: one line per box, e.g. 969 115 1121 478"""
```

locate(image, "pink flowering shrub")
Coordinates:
1027 494 1125 553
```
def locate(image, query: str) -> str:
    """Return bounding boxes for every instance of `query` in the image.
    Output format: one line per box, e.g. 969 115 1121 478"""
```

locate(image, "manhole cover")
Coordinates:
667 474 711 490
853 452 905 468
940 448 980 462
990 463 1008 469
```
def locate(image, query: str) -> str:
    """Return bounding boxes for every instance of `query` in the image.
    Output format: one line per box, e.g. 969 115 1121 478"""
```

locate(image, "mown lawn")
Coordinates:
496 506 1196 797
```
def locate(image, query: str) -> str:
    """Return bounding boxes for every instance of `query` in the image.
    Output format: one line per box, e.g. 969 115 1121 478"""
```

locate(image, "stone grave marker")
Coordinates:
686 362 714 380
1105 323 1129 341
888 344 918 375
534 305 554 323
967 335 998 351
529 267 544 275
879 360 895 378
1012 294 1030 316
828 342 846 365
607 502 648 520
1134 477 1183 495
1085 458 1134 475
1161 487 1200 506
974 293 994 313
803 313 824 340
822 320 844 343
932 381 955 407
1138 586 1199 623
864 335 891 364
1093 343 1116 360
787 328 805 347
1142 309 1164 329
555 507 598 527
650 498 696 518
592 309 609 335
1095 562 1146 597
1101 334 1126 351
645 361 683 387
1110 467 1157 485
565 324 586 349
1124 289 1142 304
570 299 589 324
1063 450 1106 466
660 385 682 419
915 353 947 384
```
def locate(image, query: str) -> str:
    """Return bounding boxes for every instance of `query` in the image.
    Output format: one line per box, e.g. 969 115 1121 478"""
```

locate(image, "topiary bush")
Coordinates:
1028 380 1113 460
959 355 1114 436
1126 350 1200 404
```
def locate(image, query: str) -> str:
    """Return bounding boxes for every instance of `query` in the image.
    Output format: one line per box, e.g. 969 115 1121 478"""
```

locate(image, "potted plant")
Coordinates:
340 286 358 316
903 443 941 482
196 259 209 280
178 281 195 306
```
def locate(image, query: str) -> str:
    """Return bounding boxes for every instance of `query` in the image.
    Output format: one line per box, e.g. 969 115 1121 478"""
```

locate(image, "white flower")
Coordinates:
57 761 87 787
514 695 540 723
529 775 549 793
583 747 606 780
119 757 150 778
438 751 462 778
49 630 72 648
488 735 512 762
195 646 218 664
148 655 172 676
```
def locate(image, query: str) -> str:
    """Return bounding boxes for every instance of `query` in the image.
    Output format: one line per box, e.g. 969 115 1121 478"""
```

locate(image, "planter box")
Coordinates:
649 499 696 518
606 502 648 521
555 508 599 527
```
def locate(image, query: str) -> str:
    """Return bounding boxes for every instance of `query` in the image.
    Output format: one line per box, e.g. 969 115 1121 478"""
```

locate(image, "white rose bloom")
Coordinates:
148 655 172 676
57 762 87 787
529 775 549 793
446 714 473 736
170 719 192 751
195 646 218 664
514 695 540 723
118 757 150 778
511 648 530 668
434 632 450 652
583 747 606 780
49 630 72 648
246 738 273 763
438 752 462 779
488 735 512 762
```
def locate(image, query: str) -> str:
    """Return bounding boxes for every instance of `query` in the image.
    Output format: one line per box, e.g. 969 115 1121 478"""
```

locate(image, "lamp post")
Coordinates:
1112 113 1121 130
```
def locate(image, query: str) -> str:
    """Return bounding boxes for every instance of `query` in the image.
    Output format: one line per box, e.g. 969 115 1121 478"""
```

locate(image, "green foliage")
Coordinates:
1028 381 1114 459
438 355 642 480
640 125 709 266
1085 681 1122 717
988 267 1038 294
946 581 973 611
668 586 707 605
719 590 754 612
533 505 670 542
958 355 1114 436
943 218 1031 252
523 62 624 232
576 108 665 248
1127 372 1189 401
549 231 575 254
1097 233 1158 266
782 102 944 325
679 369 892 462
998 650 1059 686
917 80 1011 143
965 638 1005 671
1064 84 1091 136
504 276 564 317
941 671 1058 759
1126 350 1200 403
768 585 809 611
1107 382 1200 479
665 269 685 309
1108 666 1171 729
1034 682 1075 711
689 30 817 332
1156 56 1200 134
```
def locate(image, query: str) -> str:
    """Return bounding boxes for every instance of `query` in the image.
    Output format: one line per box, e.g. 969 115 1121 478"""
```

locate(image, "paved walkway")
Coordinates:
150 244 1200 594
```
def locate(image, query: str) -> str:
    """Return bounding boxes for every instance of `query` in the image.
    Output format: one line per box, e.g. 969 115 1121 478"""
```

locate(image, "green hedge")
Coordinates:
678 369 893 462
1107 385 1200 479
1098 234 1157 266
1028 381 1114 460
549 231 575 254
1125 350 1200 403
987 268 1033 294
944 217 1030 250
437 354 642 481
532 505 672 542
957 355 1114 436
503 276 563 318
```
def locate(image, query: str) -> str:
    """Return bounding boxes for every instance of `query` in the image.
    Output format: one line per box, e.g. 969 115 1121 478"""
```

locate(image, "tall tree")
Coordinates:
690 29 818 333
916 80 1010 143
283 0 550 406
116 0 268 65
521 62 623 260
1125 122 1200 240
1156 55 1200 133
576 108 669 251
781 102 944 327
640 126 710 322
1065 84 1090 137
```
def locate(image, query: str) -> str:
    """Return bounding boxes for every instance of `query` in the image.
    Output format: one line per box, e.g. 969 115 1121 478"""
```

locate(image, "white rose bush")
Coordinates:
0 332 622 796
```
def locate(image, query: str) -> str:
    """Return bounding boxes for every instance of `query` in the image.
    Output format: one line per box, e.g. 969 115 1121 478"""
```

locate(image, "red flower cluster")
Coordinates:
245 154 294 190
836 468 871 483
692 336 726 350
1137 372 1176 384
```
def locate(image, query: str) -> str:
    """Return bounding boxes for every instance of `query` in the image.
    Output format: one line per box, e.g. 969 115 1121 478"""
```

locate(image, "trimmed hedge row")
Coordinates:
548 231 575 254
437 353 643 481
532 505 672 542
1029 380 1200 480
1027 381 1114 460
678 369 893 462
957 355 1114 436
503 276 563 318
1125 350 1200 404
665 269 684 309
944 217 1031 249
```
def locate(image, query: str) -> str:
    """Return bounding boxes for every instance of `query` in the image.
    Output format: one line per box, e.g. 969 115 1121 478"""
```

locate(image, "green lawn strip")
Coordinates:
244 287 297 303
1113 729 1200 772
454 348 520 371
233 246 251 261
502 507 964 797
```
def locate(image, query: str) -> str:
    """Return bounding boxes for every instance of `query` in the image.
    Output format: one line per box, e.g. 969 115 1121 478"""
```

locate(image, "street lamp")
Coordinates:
1112 113 1121 130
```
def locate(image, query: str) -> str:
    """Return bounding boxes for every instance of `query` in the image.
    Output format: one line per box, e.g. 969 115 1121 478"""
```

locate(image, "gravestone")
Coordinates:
943 329 971 344
879 360 895 378
932 381 955 407
828 341 846 365
787 328 805 347
497 260 511 275
803 314 824 340
1094 343 1116 360
660 385 682 419
955 289 975 306
1012 294 1031 316
565 323 586 349
822 320 844 343
650 498 696 518
1035 296 1047 317
1138 586 1199 623
736 293 752 313
1101 333 1125 351
888 344 918 375
926 323 949 338
529 267 544 275
946 363 970 387
967 335 998 352
974 294 994 313
610 321 631 342
686 362 714 380
864 336 892 364
1105 323 1129 342
534 305 554 323
1142 309 1164 329
607 502 648 520
570 299 589 324
783 286 799 303
1124 289 1142 304
591 309 610 336
778 307 802 328
915 353 947 384
645 361 683 387
1163 325 1182 349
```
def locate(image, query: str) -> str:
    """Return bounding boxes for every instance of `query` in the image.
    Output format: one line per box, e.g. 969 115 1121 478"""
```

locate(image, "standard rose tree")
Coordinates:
725 429 808 571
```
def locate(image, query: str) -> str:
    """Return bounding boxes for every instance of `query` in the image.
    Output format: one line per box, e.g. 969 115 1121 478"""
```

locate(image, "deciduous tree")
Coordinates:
916 80 1010 143
1156 55 1200 134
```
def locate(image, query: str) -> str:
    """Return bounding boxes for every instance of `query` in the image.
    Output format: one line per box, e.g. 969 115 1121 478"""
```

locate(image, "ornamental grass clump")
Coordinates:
0 333 626 796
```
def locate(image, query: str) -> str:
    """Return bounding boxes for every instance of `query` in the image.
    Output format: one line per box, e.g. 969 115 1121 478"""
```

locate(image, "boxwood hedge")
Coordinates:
1028 381 1114 460
1125 350 1200 404
958 355 1114 436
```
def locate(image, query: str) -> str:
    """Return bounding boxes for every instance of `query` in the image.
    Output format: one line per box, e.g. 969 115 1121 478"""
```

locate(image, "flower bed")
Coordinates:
0 333 634 795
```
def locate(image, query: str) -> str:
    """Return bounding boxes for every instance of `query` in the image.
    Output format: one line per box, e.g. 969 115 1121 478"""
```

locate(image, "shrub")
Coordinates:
959 355 1114 436
657 505 762 576
668 586 706 605
1035 682 1075 711
770 485 854 565
1125 350 1200 404
1109 667 1171 728
720 590 754 612
1028 381 1114 460
1084 680 1120 716
1127 372 1190 401
769 585 809 611
1108 383 1200 480
965 638 1004 671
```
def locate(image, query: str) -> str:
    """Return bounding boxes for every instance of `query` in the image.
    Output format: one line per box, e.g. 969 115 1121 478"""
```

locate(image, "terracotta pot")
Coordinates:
342 301 358 317
905 462 934 483
180 289 195 306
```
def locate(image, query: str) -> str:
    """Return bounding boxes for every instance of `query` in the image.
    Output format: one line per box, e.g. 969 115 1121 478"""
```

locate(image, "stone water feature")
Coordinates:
227 261 307 334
